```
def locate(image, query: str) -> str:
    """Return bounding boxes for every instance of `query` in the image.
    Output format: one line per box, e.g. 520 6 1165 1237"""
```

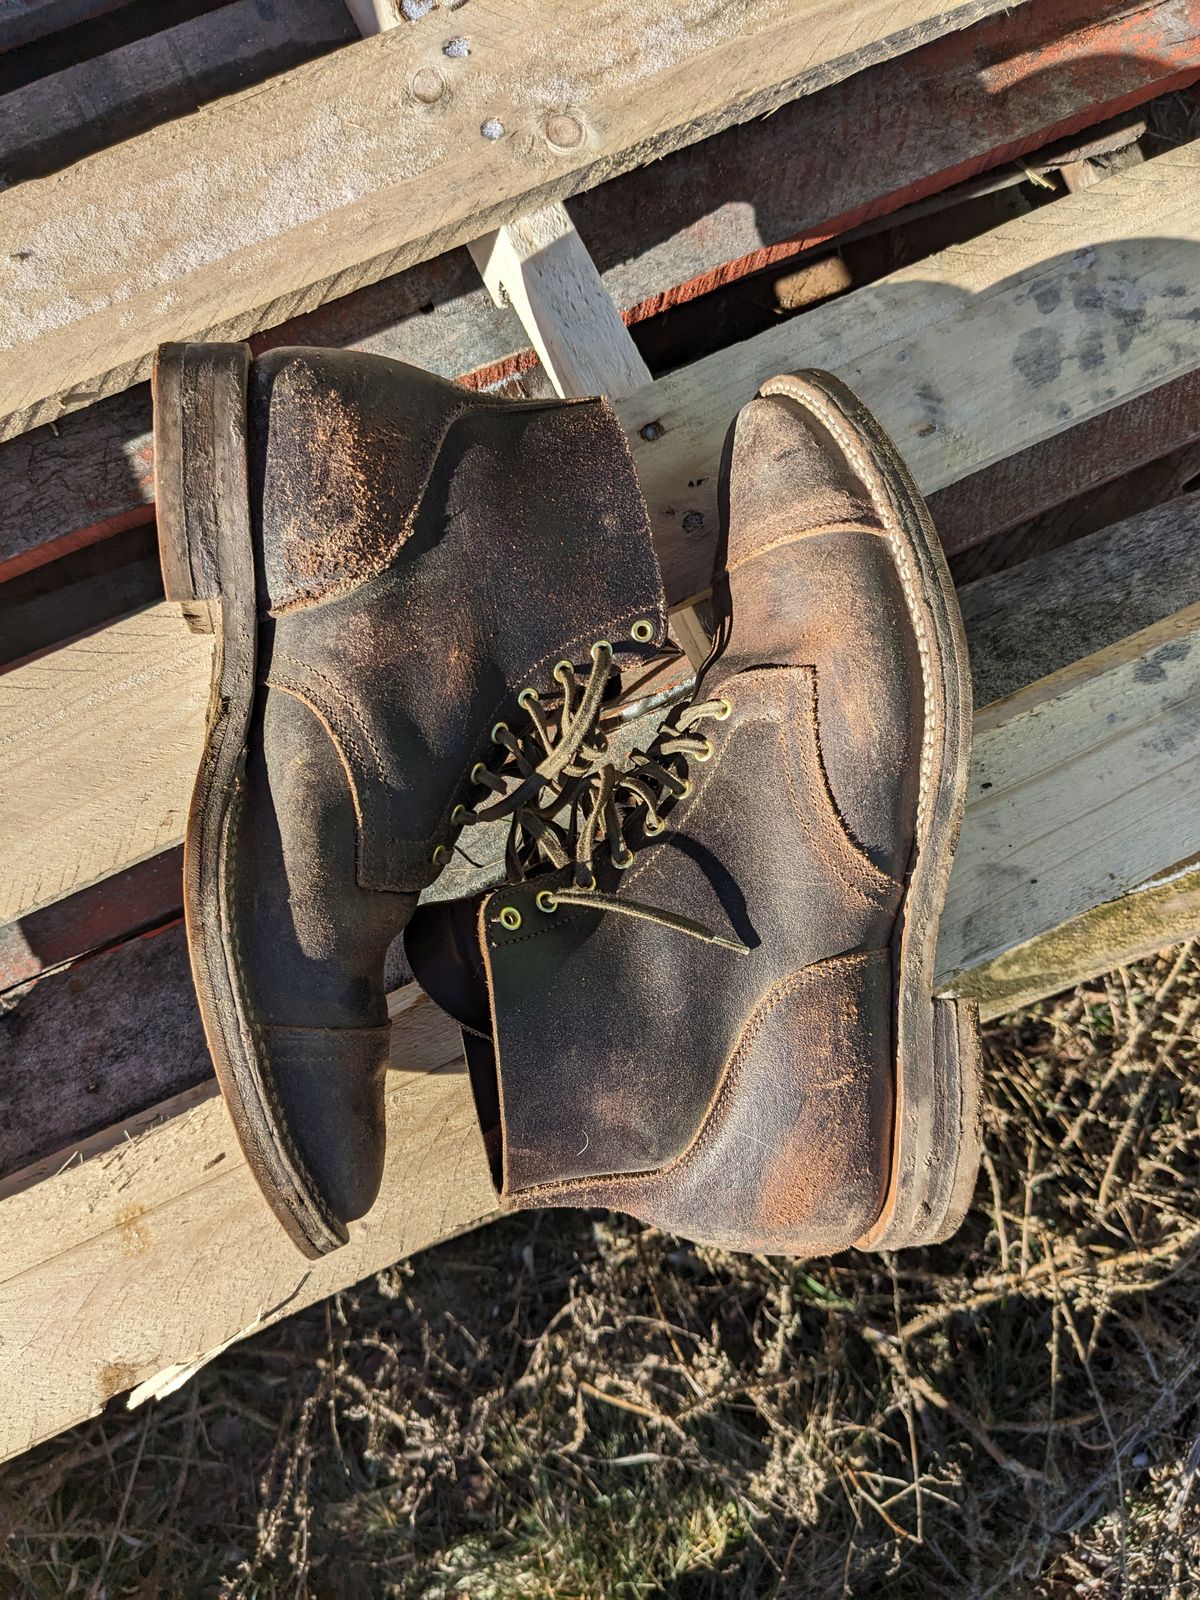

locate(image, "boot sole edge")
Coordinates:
154 341 349 1261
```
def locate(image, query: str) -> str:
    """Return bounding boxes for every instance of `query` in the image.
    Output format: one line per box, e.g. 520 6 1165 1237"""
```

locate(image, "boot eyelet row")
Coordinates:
498 906 522 931
631 619 655 643
535 890 558 913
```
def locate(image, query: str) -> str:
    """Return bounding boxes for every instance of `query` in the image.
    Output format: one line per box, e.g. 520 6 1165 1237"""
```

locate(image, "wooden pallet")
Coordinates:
2 0 1199 1463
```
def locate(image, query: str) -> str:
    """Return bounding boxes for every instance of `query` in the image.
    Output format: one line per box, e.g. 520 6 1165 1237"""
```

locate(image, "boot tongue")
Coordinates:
404 896 493 1038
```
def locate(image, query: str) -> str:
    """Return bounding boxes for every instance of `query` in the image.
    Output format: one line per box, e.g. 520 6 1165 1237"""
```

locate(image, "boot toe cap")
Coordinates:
254 1021 391 1228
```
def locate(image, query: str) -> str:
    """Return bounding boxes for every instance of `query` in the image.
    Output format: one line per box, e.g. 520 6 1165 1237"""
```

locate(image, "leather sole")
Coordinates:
758 370 982 1250
153 342 348 1259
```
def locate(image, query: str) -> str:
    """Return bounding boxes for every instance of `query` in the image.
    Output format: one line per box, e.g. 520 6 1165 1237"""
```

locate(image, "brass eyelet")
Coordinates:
491 720 509 742
470 761 487 784
497 906 522 931
517 687 539 710
535 890 558 914
578 870 597 892
631 619 654 643
431 844 449 866
713 698 733 720
678 777 694 799
643 815 665 836
590 640 613 662
451 804 469 825
693 737 715 763
553 658 573 681
613 849 635 870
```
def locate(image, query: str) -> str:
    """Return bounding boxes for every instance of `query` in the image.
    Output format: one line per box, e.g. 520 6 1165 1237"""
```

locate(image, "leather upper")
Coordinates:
222 347 668 1223
410 378 933 1252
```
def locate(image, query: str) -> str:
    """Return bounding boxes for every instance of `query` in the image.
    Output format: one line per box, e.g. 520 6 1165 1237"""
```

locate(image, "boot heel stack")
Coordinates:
931 994 984 1242
152 342 250 633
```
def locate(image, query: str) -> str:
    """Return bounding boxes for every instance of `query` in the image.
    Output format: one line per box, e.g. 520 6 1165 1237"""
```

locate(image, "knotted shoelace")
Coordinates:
457 642 747 953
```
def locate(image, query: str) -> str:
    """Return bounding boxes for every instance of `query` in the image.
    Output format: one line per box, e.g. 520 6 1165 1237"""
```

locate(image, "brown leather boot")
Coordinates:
153 343 667 1257
408 370 981 1255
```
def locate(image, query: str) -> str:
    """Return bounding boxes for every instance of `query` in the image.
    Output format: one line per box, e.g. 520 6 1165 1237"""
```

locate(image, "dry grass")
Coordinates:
3 945 1200 1598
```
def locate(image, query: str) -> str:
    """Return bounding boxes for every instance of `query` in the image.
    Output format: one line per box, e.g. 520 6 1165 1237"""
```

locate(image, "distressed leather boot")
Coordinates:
153 342 667 1257
408 370 981 1255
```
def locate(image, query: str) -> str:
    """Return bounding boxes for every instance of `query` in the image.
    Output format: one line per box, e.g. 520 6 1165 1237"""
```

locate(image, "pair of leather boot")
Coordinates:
154 343 980 1261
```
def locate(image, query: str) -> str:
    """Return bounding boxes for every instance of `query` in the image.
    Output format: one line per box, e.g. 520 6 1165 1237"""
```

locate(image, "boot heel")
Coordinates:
928 994 983 1242
152 342 251 633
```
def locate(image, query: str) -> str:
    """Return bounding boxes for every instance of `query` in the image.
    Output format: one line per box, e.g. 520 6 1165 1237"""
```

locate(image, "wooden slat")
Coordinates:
5 0 1196 580
0 0 1029 441
4 589 1200 1462
0 609 209 925
0 0 355 185
943 602 1200 984
0 994 494 1463
959 490 1200 706
933 369 1200 565
0 0 125 52
468 202 653 402
972 860 1200 1021
622 144 1200 603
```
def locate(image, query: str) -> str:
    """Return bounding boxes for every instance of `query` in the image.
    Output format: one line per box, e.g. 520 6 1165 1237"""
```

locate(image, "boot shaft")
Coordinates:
250 347 668 892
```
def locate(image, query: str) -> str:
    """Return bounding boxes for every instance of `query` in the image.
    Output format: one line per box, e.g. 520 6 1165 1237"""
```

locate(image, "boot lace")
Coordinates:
455 636 746 953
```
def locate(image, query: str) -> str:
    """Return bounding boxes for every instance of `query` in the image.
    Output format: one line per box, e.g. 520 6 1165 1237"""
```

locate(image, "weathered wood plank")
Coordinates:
931 368 1200 563
972 859 1200 1021
0 919 204 1177
0 992 495 1462
6 0 1195 579
0 845 181 992
0 0 1030 440
959 490 1200 705
622 144 1200 603
0 0 125 52
0 0 355 185
468 202 653 402
942 602 1200 986
4 594 1200 1463
0 608 209 925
